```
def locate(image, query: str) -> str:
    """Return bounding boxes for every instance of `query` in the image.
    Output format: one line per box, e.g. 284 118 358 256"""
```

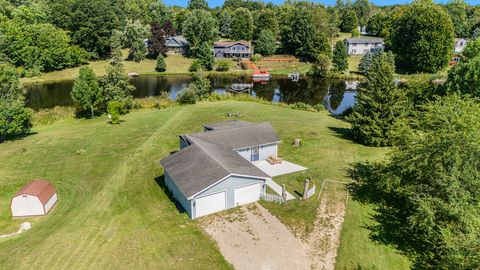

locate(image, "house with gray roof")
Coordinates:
345 37 384 55
165 35 188 54
160 121 305 219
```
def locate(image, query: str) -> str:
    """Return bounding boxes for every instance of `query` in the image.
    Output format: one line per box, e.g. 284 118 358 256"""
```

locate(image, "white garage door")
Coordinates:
234 183 262 206
195 191 226 218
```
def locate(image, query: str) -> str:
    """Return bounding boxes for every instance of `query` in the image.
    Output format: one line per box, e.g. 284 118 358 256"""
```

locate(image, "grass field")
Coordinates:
0 101 409 269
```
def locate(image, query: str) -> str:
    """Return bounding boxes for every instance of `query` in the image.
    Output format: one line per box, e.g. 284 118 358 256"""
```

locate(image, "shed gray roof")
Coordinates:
203 120 255 130
186 122 280 149
160 135 269 198
345 37 384 44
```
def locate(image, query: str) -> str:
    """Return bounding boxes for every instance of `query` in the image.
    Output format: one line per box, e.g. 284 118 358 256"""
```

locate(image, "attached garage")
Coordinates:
161 135 271 219
195 191 226 218
234 183 262 206
11 180 58 217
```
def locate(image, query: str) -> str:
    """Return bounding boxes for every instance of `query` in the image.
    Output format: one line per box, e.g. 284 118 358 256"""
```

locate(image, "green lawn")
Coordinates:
0 101 409 269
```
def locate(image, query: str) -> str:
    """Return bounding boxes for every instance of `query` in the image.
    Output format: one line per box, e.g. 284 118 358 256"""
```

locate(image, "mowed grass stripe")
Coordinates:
80 109 189 269
34 108 190 269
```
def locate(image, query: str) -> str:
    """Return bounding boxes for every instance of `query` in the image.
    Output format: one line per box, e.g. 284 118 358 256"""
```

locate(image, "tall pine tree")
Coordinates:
332 41 348 71
347 53 405 147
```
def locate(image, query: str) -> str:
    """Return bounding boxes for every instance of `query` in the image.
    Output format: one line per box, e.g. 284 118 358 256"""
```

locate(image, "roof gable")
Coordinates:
15 180 56 205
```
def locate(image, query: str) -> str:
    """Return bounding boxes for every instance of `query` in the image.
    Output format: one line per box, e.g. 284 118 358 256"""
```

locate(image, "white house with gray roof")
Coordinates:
345 37 384 55
160 121 305 219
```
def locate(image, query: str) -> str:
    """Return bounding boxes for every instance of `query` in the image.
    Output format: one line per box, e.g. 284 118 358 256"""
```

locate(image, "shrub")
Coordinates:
313 104 324 112
107 101 123 124
290 102 314 111
189 60 202 72
177 88 197 104
215 60 231 72
155 54 167 72
250 54 262 62
240 61 249 70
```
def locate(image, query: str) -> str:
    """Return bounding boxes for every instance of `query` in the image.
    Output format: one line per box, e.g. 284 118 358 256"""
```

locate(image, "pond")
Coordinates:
25 75 359 115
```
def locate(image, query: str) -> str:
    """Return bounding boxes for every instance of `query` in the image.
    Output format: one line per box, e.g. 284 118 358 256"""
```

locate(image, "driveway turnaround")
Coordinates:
200 203 311 270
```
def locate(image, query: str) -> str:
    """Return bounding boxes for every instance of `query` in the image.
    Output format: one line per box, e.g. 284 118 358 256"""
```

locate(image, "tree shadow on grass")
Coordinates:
347 162 412 256
154 175 186 214
328 126 354 141
0 130 39 144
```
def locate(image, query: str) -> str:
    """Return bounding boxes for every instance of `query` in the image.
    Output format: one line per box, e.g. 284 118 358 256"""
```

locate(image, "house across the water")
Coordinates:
454 38 468 53
160 120 306 219
214 41 253 58
165 35 188 54
345 37 384 55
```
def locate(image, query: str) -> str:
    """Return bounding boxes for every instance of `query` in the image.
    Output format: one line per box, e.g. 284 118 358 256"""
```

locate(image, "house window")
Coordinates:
250 146 260 161
352 49 357 54
352 43 357 47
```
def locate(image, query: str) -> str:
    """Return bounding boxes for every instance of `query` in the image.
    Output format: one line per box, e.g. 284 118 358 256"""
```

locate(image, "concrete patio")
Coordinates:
253 160 307 177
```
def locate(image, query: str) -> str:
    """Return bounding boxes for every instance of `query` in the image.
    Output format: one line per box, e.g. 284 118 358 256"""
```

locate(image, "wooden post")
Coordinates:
303 179 310 200
282 184 287 202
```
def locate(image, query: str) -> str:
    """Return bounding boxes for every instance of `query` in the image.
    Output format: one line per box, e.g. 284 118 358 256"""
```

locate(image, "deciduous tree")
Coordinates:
230 8 253 41
255 29 276 56
71 66 102 117
351 95 480 269
182 9 218 56
390 1 454 73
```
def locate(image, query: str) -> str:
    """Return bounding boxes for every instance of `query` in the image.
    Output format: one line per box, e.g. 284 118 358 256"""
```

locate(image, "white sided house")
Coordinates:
454 38 468 53
161 121 281 219
11 180 58 217
345 37 384 55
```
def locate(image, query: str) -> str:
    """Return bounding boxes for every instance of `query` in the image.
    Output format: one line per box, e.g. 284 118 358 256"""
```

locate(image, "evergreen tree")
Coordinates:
390 1 454 73
255 29 276 56
71 66 102 117
155 54 167 72
110 30 124 67
197 42 214 71
347 53 405 147
358 48 395 74
220 10 232 38
332 41 348 71
230 8 253 41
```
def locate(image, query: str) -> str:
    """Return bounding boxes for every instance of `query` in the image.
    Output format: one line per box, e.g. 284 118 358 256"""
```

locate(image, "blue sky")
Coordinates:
164 0 480 7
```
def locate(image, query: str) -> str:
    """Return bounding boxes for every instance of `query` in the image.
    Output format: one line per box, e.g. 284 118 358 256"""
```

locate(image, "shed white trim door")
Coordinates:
195 191 226 218
234 183 262 206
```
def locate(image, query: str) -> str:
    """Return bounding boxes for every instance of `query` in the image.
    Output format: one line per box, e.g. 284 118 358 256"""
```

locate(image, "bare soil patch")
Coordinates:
308 181 348 270
200 203 311 270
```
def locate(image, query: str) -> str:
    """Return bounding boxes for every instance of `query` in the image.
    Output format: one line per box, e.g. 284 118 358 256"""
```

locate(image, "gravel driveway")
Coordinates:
200 203 311 270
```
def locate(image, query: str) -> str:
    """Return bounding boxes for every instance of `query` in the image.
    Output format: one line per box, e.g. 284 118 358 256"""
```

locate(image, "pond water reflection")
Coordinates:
25 75 359 115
